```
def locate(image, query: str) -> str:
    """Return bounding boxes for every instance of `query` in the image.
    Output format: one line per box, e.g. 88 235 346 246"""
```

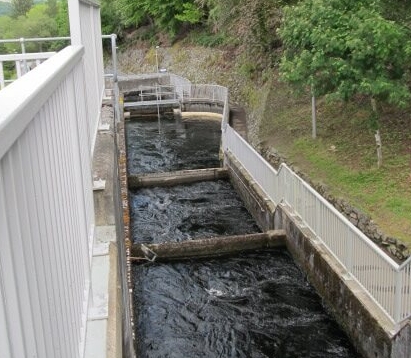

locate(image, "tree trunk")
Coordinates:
312 95 317 139
371 98 382 168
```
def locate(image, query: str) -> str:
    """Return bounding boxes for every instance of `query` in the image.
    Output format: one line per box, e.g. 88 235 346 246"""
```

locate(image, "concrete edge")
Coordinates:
107 242 122 358
224 150 411 358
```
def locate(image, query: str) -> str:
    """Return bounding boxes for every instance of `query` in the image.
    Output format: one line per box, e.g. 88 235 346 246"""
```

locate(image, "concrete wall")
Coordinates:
225 153 275 232
118 74 169 92
181 101 223 114
225 151 410 358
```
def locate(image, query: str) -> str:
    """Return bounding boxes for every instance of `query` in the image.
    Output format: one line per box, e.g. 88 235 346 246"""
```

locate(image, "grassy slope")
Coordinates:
259 75 411 244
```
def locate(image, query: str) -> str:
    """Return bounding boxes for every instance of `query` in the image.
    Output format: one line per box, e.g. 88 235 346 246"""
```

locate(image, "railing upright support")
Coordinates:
394 270 403 324
0 61 4 89
20 37 28 74
111 34 118 83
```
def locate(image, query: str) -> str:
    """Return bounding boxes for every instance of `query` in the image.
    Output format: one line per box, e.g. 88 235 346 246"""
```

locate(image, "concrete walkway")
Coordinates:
84 98 121 358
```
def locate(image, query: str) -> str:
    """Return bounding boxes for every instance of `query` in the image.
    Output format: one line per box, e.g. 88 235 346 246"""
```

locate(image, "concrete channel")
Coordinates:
107 76 411 358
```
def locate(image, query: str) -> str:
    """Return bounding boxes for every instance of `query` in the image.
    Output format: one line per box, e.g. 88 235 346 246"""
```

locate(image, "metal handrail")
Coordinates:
0 34 118 88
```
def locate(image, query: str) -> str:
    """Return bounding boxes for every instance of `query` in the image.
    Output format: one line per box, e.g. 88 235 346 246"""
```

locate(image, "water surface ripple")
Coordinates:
126 117 221 174
133 250 359 358
130 180 261 244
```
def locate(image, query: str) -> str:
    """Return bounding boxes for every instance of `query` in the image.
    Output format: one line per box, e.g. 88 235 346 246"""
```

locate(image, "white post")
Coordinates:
155 45 159 73
15 60 22 78
20 38 28 74
68 0 82 45
0 61 4 89
110 34 118 83
394 270 403 324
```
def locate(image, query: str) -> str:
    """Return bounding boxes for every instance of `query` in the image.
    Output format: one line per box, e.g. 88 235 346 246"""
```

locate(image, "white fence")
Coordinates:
169 74 228 103
222 123 411 326
0 0 104 357
0 51 56 89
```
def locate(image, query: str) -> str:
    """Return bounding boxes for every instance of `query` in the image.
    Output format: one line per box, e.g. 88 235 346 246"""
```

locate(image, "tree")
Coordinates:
279 0 411 165
114 0 203 36
46 0 58 17
11 0 33 17
101 0 119 34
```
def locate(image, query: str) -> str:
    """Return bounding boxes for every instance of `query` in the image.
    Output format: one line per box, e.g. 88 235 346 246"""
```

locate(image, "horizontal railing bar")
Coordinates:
0 37 70 44
0 52 55 61
0 34 114 45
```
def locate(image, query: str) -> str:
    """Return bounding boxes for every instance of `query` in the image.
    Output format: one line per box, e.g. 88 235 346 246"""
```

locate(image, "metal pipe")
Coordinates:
155 45 159 73
0 37 71 44
110 34 117 83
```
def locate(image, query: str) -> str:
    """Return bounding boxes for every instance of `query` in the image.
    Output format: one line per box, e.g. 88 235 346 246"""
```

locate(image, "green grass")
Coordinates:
260 74 411 244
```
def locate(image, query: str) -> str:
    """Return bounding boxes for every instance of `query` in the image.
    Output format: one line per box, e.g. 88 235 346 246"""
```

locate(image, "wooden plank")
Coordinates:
130 230 286 262
128 168 228 189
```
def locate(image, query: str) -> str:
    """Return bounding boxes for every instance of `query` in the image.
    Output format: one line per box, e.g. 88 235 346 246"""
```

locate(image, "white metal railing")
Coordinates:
125 84 226 102
169 74 228 104
222 123 411 326
0 37 70 89
0 45 94 358
0 51 56 89
0 0 105 357
0 34 117 91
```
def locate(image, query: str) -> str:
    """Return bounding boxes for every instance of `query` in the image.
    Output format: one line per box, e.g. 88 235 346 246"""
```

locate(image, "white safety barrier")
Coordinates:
222 124 411 326
0 0 105 357
0 45 94 358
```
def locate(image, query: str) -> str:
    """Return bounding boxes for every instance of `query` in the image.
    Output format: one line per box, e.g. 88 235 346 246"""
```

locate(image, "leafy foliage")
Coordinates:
279 0 411 107
195 0 296 68
11 0 33 17
175 3 204 24
101 0 119 34
114 0 204 37
46 0 57 17
0 1 68 52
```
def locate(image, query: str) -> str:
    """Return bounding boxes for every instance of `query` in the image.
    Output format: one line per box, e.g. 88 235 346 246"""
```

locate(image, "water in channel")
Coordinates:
126 116 221 174
128 116 360 358
133 250 358 358
130 180 260 244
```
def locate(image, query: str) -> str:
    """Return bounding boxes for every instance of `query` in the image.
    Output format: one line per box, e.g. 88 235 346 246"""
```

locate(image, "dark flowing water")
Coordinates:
126 117 221 174
127 116 360 358
130 180 260 244
133 250 359 358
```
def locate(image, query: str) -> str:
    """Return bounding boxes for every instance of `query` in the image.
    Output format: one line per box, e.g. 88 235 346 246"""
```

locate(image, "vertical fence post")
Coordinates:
20 37 29 74
345 227 353 275
110 34 117 83
394 270 403 324
0 61 4 89
15 60 22 78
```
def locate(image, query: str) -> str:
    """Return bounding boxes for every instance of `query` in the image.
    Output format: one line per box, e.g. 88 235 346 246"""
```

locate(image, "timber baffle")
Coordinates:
128 168 229 189
130 230 286 262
